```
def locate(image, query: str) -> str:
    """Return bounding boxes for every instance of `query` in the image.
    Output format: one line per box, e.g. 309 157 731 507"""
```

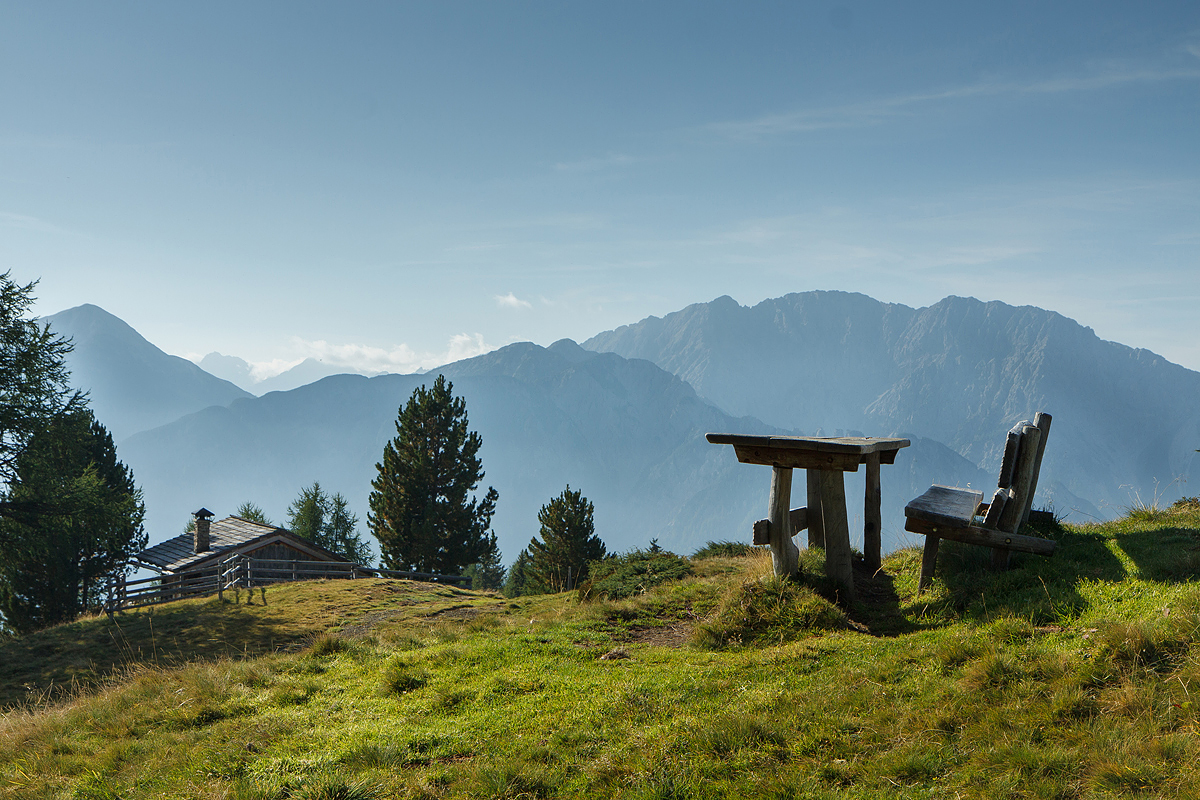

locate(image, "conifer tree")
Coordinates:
502 549 532 598
464 532 506 591
0 409 146 633
235 502 273 526
525 485 606 593
0 272 83 526
286 482 373 565
368 375 497 574
327 493 373 566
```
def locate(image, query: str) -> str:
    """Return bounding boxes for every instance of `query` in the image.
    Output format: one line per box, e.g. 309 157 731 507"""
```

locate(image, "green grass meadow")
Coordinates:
5 502 1200 798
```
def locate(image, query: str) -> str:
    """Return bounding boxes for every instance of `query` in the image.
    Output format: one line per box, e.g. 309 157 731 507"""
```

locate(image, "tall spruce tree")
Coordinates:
0 409 146 633
524 485 606 593
368 375 497 574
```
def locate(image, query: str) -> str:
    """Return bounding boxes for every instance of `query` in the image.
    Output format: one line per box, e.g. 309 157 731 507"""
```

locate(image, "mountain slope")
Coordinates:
585 292 1200 516
42 305 250 441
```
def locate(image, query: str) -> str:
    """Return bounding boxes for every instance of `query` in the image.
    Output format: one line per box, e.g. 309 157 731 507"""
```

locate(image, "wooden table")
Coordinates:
705 434 910 601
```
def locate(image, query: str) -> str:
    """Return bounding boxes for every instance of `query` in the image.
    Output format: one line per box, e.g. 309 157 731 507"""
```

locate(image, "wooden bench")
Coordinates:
904 412 1054 592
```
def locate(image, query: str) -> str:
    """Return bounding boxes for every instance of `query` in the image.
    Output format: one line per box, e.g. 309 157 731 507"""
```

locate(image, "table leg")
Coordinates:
864 451 882 572
806 468 825 549
817 469 855 602
768 466 799 577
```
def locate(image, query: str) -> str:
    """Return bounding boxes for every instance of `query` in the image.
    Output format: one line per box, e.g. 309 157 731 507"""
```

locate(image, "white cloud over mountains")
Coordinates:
199 334 497 384
290 334 494 376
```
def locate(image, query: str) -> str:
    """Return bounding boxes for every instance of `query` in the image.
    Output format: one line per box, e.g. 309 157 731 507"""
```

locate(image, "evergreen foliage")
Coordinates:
368 375 497 574
502 549 532 598
463 533 506 591
286 482 373 565
235 502 272 526
0 272 83 523
0 409 146 633
524 485 606 594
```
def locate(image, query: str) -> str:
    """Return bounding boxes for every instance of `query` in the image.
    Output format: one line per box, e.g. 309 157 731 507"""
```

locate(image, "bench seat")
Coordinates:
905 485 1056 556
904 412 1056 591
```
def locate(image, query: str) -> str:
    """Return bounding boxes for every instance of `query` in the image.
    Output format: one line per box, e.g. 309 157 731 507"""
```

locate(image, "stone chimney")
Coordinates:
193 508 214 553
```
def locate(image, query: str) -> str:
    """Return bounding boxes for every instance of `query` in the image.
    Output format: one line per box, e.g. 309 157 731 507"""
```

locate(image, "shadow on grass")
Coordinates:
1107 516 1200 582
0 596 319 709
848 558 924 636
794 547 923 636
928 516 1174 624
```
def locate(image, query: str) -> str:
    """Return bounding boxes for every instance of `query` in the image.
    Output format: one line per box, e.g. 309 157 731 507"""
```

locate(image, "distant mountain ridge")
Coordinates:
42 305 251 441
119 340 775 558
584 291 1200 516
118 337 987 559
51 293 1189 562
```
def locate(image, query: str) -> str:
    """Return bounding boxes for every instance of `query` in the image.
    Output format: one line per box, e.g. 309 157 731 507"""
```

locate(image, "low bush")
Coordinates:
577 545 692 601
1171 496 1200 513
691 541 756 560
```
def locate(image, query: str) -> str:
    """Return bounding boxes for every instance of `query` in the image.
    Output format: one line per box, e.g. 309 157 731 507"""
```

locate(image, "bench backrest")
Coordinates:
982 412 1052 534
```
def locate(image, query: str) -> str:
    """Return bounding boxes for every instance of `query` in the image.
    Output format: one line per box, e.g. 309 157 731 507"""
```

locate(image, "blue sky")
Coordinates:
5 1 1199 376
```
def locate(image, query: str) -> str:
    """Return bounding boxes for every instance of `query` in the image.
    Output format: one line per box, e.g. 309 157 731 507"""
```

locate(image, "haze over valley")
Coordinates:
43 292 1197 564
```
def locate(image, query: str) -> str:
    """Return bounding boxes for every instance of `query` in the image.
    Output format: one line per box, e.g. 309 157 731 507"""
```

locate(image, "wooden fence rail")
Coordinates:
105 557 470 614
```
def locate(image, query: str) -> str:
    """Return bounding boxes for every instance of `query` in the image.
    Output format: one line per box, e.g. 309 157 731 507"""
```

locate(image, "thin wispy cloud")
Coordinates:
0 211 65 234
553 153 637 173
495 292 532 310
708 65 1200 140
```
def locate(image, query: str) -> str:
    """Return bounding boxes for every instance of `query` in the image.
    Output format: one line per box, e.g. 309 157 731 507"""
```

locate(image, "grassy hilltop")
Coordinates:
4 502 1200 799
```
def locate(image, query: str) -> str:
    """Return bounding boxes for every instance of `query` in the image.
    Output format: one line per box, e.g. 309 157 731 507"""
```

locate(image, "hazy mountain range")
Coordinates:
586 292 1200 518
198 352 350 395
38 293 1199 563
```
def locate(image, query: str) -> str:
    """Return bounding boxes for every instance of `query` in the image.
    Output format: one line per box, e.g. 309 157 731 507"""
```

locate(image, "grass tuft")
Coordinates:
290 777 382 800
306 632 347 657
380 657 429 696
696 713 788 757
693 575 847 649
1094 619 1192 672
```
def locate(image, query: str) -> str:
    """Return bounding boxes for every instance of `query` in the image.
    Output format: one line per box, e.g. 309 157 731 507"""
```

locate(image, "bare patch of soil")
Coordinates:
337 609 407 637
619 621 694 649
423 604 478 620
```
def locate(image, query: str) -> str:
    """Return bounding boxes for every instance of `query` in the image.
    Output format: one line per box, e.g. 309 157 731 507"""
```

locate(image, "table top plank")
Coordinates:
706 433 911 455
